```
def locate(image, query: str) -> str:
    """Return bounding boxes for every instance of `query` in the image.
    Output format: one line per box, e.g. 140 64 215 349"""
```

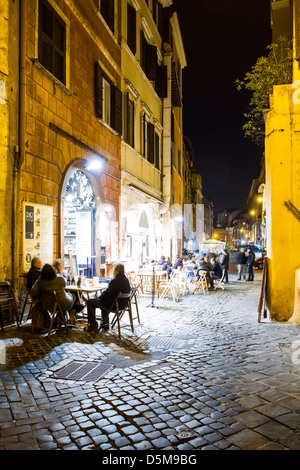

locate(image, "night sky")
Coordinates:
172 0 272 212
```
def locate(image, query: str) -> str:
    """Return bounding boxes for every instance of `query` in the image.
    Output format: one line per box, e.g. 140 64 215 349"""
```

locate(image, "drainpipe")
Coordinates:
12 0 26 289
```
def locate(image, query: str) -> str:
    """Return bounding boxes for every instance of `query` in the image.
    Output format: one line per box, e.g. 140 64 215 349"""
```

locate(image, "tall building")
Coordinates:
119 0 187 268
2 0 123 286
0 0 188 290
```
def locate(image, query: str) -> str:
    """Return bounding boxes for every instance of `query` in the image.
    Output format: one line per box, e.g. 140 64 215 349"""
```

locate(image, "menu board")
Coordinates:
23 202 53 271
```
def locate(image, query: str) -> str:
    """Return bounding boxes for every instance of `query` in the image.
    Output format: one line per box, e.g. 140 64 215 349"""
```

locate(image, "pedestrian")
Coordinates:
206 248 216 264
237 248 247 281
220 249 229 283
85 262 131 331
246 248 255 281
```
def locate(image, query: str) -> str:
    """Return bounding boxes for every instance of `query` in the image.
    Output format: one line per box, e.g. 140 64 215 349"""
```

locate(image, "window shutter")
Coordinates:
148 45 157 81
112 86 123 135
155 132 160 169
95 62 103 119
141 31 148 75
101 0 114 33
127 3 136 55
148 122 155 164
156 65 168 98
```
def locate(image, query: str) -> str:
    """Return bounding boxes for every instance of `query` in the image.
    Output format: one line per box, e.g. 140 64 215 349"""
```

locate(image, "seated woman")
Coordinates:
30 264 75 312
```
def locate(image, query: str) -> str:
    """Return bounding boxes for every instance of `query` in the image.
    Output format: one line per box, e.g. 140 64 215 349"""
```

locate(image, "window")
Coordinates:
38 0 66 84
100 0 115 33
95 62 122 135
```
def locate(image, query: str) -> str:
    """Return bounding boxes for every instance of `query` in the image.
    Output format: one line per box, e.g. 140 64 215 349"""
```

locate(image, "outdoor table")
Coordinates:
65 282 108 325
66 283 108 302
138 269 167 297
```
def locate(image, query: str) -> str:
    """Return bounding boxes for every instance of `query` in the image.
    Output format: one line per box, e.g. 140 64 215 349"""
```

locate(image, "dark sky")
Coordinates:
172 0 272 212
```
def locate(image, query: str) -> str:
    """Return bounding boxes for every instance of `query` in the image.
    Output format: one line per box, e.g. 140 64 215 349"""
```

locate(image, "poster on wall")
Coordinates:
23 202 53 271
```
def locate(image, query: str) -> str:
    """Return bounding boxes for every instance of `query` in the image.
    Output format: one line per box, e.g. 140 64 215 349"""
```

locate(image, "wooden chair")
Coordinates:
0 281 19 331
99 291 136 339
129 286 140 324
20 291 34 324
31 291 69 337
192 271 209 295
214 270 225 290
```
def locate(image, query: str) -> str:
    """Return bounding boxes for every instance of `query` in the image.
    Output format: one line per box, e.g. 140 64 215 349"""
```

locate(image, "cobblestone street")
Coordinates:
1 272 300 452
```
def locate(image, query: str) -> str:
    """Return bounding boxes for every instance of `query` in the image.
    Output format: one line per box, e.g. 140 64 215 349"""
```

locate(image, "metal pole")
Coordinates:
147 266 157 308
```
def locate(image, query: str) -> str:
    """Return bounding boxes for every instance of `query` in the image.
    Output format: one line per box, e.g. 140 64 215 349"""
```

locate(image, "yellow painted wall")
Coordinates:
120 0 162 195
0 0 19 281
265 83 300 320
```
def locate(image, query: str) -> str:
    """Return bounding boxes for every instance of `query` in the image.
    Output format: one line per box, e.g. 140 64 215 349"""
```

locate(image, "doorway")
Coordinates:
63 170 96 277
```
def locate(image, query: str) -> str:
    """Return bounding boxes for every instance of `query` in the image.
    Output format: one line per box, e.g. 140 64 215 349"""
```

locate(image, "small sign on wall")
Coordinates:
23 202 53 271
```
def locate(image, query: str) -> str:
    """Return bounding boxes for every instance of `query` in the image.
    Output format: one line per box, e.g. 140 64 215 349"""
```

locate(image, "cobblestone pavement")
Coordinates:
1 272 300 451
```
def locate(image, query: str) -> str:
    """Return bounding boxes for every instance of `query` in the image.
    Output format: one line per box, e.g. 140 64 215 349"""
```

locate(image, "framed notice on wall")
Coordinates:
23 202 53 272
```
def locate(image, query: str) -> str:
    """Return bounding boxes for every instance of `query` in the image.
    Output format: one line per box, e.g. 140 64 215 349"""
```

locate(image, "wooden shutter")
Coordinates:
101 0 114 33
148 45 158 81
156 65 168 98
95 62 103 119
148 122 155 164
155 132 160 169
112 86 123 136
127 3 136 54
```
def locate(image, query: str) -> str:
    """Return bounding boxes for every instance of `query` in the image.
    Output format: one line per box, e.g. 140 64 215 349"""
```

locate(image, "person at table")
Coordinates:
85 262 131 331
27 256 42 290
53 258 67 278
173 254 183 270
156 256 172 276
196 257 214 289
211 257 222 280
30 264 75 313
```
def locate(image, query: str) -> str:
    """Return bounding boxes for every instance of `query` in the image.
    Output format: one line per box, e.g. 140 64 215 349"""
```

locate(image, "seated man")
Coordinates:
211 257 222 280
27 257 42 291
86 263 131 331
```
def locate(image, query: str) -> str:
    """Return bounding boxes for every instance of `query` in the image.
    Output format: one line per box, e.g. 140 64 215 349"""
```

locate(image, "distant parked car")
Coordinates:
254 257 264 269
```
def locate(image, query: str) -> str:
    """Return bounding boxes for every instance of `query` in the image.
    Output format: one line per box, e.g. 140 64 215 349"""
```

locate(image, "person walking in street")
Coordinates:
237 248 247 281
246 248 255 281
220 249 229 283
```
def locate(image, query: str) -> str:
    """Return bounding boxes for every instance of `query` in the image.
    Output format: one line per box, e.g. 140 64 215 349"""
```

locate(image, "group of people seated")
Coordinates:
155 249 228 290
25 257 130 332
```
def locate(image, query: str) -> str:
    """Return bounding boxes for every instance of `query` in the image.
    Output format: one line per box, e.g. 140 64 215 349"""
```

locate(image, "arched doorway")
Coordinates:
63 169 96 277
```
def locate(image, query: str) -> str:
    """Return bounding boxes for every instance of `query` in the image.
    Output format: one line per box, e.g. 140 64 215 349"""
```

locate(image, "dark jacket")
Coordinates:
212 262 222 279
220 252 229 270
27 266 41 290
247 250 255 266
99 273 131 310
173 257 183 269
237 252 247 265
197 260 213 276
30 276 74 311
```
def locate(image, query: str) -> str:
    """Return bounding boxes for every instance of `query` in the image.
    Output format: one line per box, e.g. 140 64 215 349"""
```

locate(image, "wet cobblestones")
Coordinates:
1 272 300 450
